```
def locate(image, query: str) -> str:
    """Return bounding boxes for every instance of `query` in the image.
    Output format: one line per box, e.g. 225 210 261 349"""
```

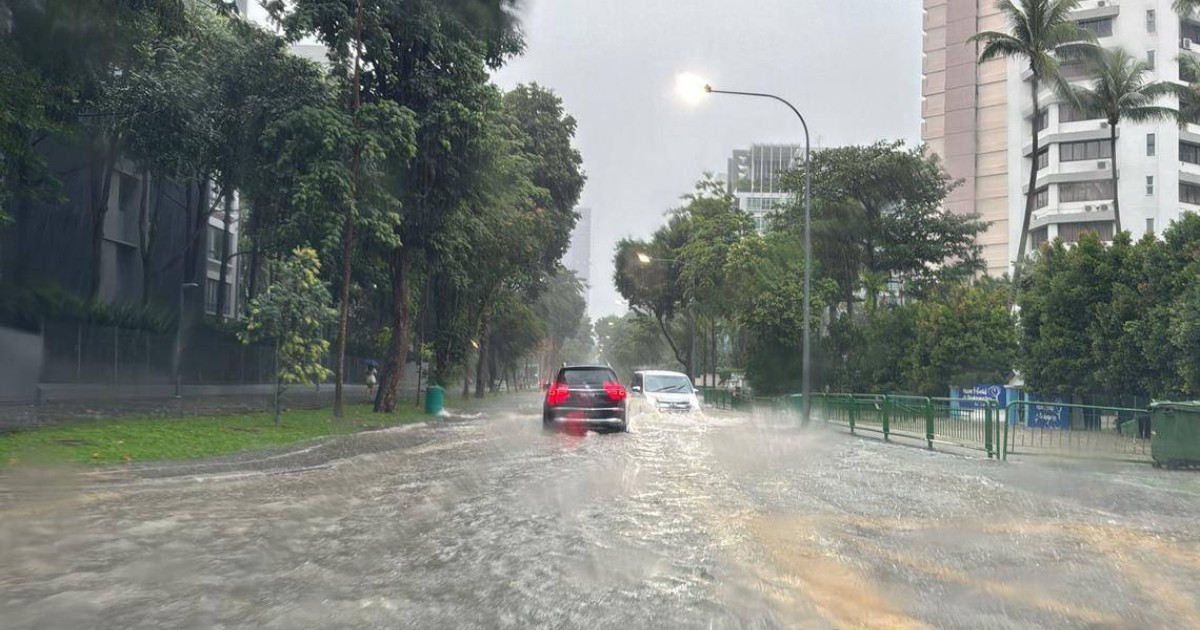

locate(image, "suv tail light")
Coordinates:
603 380 627 402
547 382 569 406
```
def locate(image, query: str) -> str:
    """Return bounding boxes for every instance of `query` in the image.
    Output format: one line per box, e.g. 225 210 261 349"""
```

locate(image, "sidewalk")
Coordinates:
0 384 420 432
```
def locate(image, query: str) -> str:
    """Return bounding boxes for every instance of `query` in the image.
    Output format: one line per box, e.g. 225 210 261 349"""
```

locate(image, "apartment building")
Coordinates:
1007 0 1195 256
926 0 1200 275
922 0 1011 276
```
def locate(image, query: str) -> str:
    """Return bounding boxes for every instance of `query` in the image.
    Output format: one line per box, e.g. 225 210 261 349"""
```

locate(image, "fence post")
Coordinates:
882 395 890 442
76 322 83 382
924 397 934 450
848 395 856 435
1002 402 1012 461
985 402 994 459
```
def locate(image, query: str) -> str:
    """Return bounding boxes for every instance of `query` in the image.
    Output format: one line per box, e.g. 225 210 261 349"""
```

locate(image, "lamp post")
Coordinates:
175 282 200 398
676 73 814 425
636 252 680 265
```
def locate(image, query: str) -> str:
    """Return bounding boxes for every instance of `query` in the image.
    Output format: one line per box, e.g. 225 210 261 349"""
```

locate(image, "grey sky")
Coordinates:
492 0 923 319
253 1 924 320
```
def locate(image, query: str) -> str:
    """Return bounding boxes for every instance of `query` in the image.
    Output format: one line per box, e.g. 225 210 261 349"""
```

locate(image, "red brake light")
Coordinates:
603 380 627 402
547 383 569 406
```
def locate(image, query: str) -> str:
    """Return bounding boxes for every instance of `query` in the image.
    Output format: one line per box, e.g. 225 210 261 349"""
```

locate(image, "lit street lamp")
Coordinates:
676 73 814 426
636 252 679 265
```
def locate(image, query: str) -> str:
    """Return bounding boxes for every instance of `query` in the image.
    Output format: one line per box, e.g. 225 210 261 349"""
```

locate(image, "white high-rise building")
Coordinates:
1006 0 1195 256
564 207 592 301
726 144 803 232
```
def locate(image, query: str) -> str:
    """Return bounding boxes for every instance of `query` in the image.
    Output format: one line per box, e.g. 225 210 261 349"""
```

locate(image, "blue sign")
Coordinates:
960 384 1006 410
1026 394 1070 429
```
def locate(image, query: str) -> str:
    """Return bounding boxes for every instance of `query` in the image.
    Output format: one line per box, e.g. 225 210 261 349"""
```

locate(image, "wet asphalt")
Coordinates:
2 395 1200 629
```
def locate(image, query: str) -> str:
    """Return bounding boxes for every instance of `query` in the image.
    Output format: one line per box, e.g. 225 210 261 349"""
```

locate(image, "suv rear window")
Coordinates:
558 367 618 387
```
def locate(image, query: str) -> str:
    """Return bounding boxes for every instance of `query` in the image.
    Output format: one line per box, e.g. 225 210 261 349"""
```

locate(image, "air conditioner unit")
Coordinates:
1098 160 1108 169
1185 38 1194 49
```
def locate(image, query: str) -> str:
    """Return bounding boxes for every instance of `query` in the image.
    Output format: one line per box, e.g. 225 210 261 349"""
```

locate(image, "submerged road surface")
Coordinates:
3 395 1200 629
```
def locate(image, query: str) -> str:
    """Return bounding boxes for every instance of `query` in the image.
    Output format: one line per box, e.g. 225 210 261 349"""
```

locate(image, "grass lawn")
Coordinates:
1 403 424 468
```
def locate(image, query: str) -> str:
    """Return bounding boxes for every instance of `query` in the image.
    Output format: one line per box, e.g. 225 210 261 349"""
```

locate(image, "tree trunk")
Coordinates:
87 136 120 302
462 358 471 397
655 313 689 371
335 0 366 418
215 191 233 319
474 305 492 399
138 168 155 305
247 245 260 302
710 319 718 388
375 249 411 413
1109 122 1121 234
1012 75 1042 301
182 175 212 316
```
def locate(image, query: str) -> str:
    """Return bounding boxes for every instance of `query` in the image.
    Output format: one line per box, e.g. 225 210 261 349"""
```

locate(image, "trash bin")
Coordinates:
424 385 444 416
1150 401 1200 469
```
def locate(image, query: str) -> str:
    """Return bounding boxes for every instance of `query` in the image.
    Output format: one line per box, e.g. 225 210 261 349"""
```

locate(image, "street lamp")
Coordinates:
174 282 200 398
636 252 680 265
676 72 814 426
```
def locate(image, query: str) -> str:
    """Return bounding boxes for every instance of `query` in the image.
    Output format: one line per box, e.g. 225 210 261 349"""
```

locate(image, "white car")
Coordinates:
630 370 701 414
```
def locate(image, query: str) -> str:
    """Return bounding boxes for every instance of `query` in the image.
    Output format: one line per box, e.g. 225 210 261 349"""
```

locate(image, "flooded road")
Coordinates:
3 395 1200 629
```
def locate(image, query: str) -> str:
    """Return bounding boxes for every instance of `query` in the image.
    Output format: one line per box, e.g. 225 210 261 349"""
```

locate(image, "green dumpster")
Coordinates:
425 385 445 415
1150 401 1200 469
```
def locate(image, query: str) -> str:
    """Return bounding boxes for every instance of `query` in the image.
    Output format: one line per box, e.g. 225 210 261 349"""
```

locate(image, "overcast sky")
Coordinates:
253 1 924 320
492 0 924 319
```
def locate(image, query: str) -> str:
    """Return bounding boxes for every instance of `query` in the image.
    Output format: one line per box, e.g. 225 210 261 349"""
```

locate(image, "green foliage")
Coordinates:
595 313 672 382
907 283 1018 396
239 248 337 391
0 284 172 332
1018 213 1200 399
776 140 986 303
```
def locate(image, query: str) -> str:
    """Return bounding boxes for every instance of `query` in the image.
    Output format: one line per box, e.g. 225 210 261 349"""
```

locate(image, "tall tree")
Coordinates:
971 0 1095 293
1060 47 1181 233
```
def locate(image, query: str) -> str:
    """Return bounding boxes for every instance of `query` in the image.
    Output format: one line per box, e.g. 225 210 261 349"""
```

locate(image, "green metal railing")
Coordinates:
704 388 1155 463
1002 400 1151 461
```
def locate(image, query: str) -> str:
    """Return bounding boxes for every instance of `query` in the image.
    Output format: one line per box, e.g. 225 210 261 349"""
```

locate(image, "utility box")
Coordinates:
424 385 445 415
1150 401 1200 469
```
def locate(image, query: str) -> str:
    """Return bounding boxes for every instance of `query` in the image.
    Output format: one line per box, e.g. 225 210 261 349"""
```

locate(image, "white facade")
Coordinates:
726 144 803 232
1005 0 1200 265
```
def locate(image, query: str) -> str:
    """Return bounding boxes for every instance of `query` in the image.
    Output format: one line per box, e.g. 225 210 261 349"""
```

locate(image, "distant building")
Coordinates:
726 144 803 231
564 207 592 300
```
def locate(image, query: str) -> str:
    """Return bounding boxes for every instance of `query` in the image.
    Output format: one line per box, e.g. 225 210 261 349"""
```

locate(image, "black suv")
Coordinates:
542 365 628 432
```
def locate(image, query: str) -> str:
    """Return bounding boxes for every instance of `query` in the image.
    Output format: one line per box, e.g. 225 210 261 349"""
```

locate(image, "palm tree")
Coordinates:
1060 47 1182 233
1179 54 1200 124
1176 1 1200 17
970 0 1095 290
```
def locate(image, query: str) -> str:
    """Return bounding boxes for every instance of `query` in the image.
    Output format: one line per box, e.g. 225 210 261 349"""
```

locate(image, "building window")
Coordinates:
1034 187 1050 209
1147 50 1156 71
205 279 231 316
1058 61 1091 81
1059 139 1112 162
1147 218 1156 235
1181 142 1200 164
1059 180 1114 202
207 225 232 263
1184 22 1200 44
1076 17 1113 37
1147 175 1155 196
1059 103 1096 123
1031 226 1050 249
1059 221 1115 243
1147 133 1156 156
1031 108 1049 132
1182 182 1200 205
1147 9 1156 33
1036 147 1049 171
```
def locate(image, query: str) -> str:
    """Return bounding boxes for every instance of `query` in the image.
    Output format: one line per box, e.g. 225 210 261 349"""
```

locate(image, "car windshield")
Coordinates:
559 368 617 387
644 374 692 393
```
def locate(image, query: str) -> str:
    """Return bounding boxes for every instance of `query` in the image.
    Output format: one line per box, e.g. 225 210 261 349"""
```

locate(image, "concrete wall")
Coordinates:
0 325 43 402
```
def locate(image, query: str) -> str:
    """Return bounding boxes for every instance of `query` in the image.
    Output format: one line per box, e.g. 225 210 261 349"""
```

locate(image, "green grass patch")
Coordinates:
0 404 423 468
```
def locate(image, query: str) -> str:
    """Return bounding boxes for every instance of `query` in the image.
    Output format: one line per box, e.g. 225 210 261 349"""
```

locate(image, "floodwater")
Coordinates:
2 396 1199 629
